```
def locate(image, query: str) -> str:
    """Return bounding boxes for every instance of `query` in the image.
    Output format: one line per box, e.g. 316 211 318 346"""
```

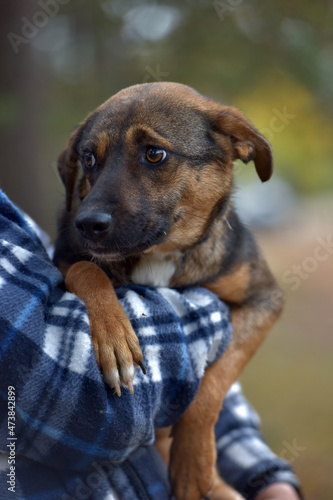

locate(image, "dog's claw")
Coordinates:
139 359 146 374
115 384 121 397
127 381 134 394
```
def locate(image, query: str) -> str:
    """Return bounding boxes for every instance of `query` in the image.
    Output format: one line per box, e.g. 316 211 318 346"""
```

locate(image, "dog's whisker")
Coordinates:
225 218 233 230
194 178 223 191
142 252 153 274
177 215 197 234
178 210 207 222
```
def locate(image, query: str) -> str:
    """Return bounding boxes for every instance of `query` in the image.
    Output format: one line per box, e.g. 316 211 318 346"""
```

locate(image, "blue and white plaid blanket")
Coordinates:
0 189 300 499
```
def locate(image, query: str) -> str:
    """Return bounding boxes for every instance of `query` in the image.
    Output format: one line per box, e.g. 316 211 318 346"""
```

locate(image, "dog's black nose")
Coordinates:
75 212 112 241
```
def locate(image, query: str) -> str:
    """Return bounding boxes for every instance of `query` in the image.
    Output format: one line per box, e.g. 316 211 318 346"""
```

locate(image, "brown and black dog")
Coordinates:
54 82 284 500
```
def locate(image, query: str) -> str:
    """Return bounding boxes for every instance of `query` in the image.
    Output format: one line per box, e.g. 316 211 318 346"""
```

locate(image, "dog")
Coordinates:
54 82 284 500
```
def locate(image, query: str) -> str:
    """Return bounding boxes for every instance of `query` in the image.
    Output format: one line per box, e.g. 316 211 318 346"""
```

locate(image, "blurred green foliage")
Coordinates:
0 0 332 227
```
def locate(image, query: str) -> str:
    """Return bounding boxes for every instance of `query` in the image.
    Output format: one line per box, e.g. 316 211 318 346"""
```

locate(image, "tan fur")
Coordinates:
157 165 232 253
154 427 173 466
96 131 110 161
205 263 251 304
78 176 91 200
65 261 143 395
125 124 174 152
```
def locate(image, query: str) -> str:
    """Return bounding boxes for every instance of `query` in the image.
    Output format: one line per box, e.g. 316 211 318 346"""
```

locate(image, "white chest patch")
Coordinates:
131 253 177 287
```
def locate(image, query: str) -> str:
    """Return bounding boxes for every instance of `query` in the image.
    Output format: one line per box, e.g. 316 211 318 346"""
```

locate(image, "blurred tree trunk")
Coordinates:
0 1 47 228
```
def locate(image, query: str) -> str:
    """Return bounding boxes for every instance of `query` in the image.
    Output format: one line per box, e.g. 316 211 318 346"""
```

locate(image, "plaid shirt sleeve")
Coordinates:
0 189 301 499
216 383 302 499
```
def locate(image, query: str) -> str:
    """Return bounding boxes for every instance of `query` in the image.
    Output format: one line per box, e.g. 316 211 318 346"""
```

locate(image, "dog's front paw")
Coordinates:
169 424 216 500
64 261 145 395
90 307 145 396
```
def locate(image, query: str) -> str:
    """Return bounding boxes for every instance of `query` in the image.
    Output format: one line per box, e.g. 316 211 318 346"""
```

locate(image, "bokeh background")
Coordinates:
1 1 332 498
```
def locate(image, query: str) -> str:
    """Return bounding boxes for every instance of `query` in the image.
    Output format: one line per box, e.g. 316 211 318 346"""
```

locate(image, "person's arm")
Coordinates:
216 382 303 499
0 189 232 471
0 190 303 499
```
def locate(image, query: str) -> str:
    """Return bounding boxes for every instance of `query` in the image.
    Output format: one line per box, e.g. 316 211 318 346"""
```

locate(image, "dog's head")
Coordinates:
58 82 272 259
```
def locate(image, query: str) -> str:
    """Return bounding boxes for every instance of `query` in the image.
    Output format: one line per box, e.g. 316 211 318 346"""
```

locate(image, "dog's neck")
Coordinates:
132 207 236 288
131 251 181 287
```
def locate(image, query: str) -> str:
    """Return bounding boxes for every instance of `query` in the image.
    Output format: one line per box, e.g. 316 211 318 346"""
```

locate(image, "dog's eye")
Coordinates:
83 152 96 169
146 147 167 164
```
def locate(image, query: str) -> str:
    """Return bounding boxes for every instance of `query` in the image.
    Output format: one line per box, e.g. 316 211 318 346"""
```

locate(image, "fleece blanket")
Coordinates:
0 189 300 499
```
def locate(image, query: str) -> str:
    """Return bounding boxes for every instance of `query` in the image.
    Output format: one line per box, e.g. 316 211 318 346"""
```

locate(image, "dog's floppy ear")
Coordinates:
212 106 273 182
57 123 85 211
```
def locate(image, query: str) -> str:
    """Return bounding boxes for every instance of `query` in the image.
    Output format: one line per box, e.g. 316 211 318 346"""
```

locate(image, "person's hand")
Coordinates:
255 483 300 500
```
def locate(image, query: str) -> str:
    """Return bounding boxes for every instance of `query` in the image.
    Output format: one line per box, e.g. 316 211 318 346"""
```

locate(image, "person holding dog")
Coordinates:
0 188 302 499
